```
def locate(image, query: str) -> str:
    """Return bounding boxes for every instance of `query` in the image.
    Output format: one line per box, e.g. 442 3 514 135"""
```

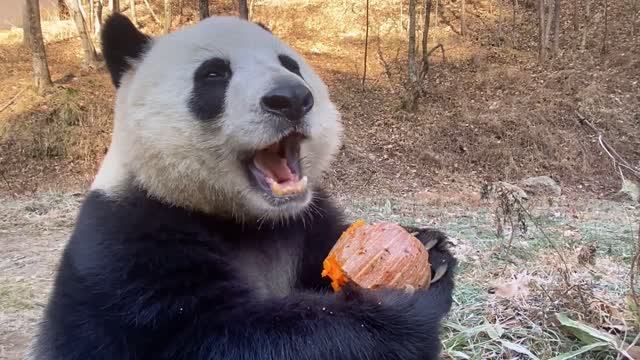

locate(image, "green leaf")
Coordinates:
446 350 471 359
547 342 609 360
500 340 540 360
555 313 618 346
485 323 504 340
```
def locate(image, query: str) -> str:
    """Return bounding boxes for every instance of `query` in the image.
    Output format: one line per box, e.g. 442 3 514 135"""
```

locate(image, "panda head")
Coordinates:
95 14 342 221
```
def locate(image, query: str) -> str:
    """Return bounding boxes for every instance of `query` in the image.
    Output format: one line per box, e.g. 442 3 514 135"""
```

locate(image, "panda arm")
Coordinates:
169 269 455 360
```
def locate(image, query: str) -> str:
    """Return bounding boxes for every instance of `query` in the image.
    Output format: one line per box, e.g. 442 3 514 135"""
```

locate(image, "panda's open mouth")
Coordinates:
248 133 308 199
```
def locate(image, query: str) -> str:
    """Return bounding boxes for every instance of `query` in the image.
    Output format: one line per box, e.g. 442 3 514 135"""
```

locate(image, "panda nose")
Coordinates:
260 82 314 122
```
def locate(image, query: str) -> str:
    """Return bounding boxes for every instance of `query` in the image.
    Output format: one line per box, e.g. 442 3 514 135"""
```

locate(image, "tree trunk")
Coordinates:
460 0 466 37
143 0 160 23
176 0 183 24
406 0 419 110
512 0 517 47
572 0 578 32
581 0 590 50
422 0 432 74
633 0 638 37
199 0 209 20
239 0 249 19
164 0 172 33
538 0 545 61
110 0 119 12
58 0 70 19
362 0 370 88
601 0 608 55
129 0 137 25
249 0 256 20
94 0 102 35
544 0 553 55
497 0 503 45
434 0 438 26
631 0 638 36
25 0 53 93
88 0 94 36
552 0 560 56
66 0 98 67
22 5 32 47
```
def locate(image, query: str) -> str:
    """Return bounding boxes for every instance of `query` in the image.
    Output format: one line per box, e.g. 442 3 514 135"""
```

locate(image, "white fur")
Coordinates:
93 17 343 220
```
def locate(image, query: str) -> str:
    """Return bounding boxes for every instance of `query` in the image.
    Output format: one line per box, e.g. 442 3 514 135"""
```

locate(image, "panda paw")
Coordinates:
403 226 457 287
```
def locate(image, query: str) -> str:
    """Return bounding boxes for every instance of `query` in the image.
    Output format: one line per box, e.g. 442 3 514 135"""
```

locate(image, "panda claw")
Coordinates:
430 264 448 285
424 239 438 251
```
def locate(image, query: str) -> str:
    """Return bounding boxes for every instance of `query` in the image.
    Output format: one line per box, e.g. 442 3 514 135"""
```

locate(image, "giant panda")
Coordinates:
30 13 456 360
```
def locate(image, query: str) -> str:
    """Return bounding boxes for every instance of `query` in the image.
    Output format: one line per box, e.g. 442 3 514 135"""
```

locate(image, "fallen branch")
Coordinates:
0 87 27 113
143 0 161 24
577 112 640 181
426 43 446 62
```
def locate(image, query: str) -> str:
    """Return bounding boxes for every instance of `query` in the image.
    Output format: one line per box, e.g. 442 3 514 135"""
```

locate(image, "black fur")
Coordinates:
278 54 302 78
33 186 456 359
101 14 151 88
189 57 233 122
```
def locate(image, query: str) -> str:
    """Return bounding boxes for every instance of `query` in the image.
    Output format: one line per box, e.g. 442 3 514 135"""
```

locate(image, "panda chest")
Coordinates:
231 235 302 299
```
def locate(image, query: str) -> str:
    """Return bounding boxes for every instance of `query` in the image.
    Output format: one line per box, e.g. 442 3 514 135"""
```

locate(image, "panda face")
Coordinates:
96 14 342 220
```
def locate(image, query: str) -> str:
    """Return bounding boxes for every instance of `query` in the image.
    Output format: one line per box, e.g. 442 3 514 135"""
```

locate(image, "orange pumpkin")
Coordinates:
321 221 431 292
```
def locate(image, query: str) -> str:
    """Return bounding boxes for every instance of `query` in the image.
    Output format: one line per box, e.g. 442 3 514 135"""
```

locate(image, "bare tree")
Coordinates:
199 0 209 20
249 0 256 20
22 6 32 48
601 0 608 54
176 0 183 25
538 0 545 61
164 0 172 33
497 0 503 45
143 0 161 23
422 0 432 73
434 0 439 26
362 0 370 88
405 0 420 110
129 0 137 25
25 0 53 93
552 0 560 56
633 0 638 36
581 0 590 50
460 0 466 37
66 0 99 67
544 0 554 55
94 0 103 35
239 0 249 20
110 0 120 12
88 0 94 35
572 0 579 32
512 0 517 47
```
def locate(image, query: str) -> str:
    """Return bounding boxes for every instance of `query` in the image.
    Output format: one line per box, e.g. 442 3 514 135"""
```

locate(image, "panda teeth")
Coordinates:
266 176 308 197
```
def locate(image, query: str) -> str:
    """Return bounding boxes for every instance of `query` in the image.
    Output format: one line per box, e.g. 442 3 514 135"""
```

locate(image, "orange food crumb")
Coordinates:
321 255 350 292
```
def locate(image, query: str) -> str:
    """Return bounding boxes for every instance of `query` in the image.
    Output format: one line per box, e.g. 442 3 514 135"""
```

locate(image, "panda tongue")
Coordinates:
253 149 295 183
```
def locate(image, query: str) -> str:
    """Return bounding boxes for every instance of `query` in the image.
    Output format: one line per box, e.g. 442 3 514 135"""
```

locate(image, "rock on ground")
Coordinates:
520 176 562 197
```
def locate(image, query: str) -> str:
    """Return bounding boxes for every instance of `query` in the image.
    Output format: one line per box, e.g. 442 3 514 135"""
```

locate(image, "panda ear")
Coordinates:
255 22 271 33
101 13 151 88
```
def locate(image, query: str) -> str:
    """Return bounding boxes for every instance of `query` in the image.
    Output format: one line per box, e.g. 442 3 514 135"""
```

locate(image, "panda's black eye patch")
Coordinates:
278 55 302 78
190 57 232 122
195 58 232 81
